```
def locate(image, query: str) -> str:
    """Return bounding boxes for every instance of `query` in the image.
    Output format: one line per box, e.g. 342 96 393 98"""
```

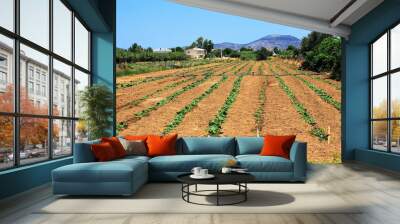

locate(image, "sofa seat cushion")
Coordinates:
53 159 147 183
149 154 235 172
236 155 293 172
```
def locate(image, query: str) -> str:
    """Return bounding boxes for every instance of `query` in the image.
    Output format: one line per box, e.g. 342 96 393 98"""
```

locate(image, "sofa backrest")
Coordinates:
73 139 100 163
176 137 236 155
235 137 264 155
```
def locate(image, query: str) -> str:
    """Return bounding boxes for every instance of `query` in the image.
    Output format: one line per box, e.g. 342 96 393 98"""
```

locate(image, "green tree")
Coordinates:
301 36 341 80
203 39 214 55
128 43 143 53
300 31 331 55
256 47 272 60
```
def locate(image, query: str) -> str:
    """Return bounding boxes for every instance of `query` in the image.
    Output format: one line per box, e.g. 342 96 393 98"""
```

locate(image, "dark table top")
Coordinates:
177 172 255 185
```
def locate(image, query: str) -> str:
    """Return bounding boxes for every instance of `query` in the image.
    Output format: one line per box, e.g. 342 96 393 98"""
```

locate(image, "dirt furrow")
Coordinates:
277 63 341 102
173 63 250 136
262 63 335 162
116 63 220 83
221 75 263 136
119 75 226 135
116 63 224 97
116 75 189 108
275 64 341 162
116 64 239 124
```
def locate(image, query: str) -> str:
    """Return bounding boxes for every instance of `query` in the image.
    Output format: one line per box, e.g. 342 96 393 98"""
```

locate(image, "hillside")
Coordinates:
214 34 301 50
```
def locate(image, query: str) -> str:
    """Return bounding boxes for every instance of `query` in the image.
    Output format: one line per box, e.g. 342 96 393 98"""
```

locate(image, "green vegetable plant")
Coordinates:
277 65 341 111
163 74 229 134
268 63 328 141
207 66 252 135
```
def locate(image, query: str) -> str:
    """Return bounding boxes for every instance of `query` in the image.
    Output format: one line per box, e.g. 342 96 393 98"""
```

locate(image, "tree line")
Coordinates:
275 32 341 80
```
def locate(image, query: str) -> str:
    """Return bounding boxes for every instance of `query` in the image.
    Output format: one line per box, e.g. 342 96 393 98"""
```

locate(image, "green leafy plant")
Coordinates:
79 84 113 140
163 74 229 134
277 65 341 111
268 63 328 141
254 68 268 132
207 65 253 135
134 72 214 118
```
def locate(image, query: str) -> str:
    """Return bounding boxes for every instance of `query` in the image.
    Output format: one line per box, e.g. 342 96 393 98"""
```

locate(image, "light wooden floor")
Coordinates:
1 162 400 224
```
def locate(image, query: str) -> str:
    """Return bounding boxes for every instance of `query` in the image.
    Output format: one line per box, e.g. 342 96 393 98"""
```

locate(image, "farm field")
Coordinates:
116 58 341 163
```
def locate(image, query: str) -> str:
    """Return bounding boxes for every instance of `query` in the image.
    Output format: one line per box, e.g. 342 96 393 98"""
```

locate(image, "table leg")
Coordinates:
217 184 219 206
245 183 247 201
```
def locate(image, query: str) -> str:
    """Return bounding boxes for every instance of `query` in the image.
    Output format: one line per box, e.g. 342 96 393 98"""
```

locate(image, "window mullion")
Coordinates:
388 30 391 153
48 0 54 160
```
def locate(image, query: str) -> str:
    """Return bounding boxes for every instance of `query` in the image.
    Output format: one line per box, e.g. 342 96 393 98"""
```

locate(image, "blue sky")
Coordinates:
117 0 310 49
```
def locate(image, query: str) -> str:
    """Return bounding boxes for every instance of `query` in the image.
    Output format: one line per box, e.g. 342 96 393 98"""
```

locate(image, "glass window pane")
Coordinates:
372 121 388 151
20 0 49 49
75 120 88 143
0 35 14 112
391 24 400 70
53 59 72 117
75 18 89 70
0 0 14 31
74 69 89 118
372 76 387 119
53 0 72 60
0 116 14 170
372 33 387 76
53 119 72 157
20 44 49 115
20 117 49 165
391 120 400 153
391 72 400 118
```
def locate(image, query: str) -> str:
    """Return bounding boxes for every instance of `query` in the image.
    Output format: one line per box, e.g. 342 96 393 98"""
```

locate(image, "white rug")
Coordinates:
38 183 361 214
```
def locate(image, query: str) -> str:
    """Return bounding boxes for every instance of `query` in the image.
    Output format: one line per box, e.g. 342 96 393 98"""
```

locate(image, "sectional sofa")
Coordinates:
52 137 307 196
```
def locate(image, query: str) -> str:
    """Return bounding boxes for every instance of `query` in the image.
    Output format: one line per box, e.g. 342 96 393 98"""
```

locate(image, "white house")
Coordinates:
185 47 206 59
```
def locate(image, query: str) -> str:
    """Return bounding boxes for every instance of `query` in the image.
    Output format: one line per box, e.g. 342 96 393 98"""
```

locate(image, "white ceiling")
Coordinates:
170 0 384 38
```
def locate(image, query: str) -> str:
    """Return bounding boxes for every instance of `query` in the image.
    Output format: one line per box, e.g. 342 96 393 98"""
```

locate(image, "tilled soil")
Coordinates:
275 64 341 163
117 71 211 124
277 63 341 102
116 59 342 163
119 75 226 136
116 63 220 84
221 75 264 136
173 63 250 136
116 76 190 109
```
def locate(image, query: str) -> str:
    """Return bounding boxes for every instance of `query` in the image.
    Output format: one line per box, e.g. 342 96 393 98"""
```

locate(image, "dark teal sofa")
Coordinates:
52 137 307 196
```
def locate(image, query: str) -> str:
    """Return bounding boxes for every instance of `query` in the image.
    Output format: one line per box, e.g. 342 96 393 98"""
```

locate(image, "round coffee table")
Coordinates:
177 173 255 206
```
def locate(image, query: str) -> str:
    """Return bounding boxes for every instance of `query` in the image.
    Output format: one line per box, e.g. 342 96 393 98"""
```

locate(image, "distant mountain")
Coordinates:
214 34 301 51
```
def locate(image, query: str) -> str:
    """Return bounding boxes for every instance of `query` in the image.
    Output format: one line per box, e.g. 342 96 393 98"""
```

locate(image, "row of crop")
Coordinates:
254 63 268 132
277 65 341 111
134 71 214 119
116 62 226 89
207 65 253 135
268 63 328 141
278 63 341 90
123 62 243 108
163 74 229 134
120 75 197 109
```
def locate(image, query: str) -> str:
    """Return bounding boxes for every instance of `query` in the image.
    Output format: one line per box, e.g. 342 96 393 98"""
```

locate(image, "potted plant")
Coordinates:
79 84 113 140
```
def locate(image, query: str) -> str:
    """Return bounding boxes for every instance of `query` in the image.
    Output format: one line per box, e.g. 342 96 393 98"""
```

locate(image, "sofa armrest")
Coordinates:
73 140 100 163
289 141 307 181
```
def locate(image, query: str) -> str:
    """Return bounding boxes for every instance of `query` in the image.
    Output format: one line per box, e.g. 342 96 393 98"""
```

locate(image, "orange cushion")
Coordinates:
91 142 117 162
101 137 127 158
146 134 178 157
260 135 296 159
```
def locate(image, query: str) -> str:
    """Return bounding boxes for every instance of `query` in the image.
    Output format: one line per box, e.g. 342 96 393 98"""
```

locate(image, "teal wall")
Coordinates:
344 0 400 171
0 0 116 200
